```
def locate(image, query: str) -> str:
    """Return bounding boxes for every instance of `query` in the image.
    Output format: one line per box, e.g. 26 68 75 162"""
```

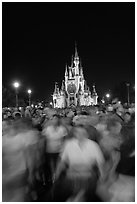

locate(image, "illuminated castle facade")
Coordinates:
53 45 98 108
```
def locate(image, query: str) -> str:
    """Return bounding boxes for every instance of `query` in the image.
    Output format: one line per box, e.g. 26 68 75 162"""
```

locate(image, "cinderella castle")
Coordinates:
52 45 98 108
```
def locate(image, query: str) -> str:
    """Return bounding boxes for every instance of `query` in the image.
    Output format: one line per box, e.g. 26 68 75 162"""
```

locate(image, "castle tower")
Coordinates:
74 43 80 75
53 82 60 108
92 84 98 105
52 44 98 108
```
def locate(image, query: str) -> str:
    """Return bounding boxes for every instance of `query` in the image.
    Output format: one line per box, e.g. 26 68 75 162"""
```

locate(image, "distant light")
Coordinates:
28 89 32 94
31 104 34 108
118 101 121 104
50 102 53 105
106 94 110 98
35 105 37 108
13 82 20 88
101 98 105 103
19 107 22 110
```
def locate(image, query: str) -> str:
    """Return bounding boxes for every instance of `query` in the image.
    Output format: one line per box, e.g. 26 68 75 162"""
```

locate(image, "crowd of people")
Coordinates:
2 99 135 202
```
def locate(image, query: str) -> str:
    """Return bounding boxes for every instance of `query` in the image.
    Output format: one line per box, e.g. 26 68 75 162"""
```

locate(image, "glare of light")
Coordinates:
101 99 105 103
28 89 32 94
31 104 34 108
13 82 20 88
106 93 110 98
35 105 37 108
118 101 121 104
19 107 22 110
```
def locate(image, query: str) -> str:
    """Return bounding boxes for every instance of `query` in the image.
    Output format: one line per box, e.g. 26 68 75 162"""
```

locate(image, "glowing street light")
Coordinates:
14 82 20 88
27 89 32 106
28 89 32 94
105 93 111 105
13 81 20 108
106 93 110 98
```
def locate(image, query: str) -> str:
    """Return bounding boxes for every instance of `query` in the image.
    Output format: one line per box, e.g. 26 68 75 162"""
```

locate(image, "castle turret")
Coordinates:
69 67 72 78
92 84 98 105
74 43 79 68
71 55 73 67
92 84 97 96
65 64 68 76
54 82 59 94
52 44 98 108
61 80 65 92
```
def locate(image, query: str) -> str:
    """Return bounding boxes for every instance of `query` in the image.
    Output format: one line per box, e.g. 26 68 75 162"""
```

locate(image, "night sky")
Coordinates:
2 2 135 102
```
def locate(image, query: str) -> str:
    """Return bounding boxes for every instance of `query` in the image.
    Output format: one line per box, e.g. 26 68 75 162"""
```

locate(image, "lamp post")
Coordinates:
106 93 110 104
126 83 130 106
13 82 20 108
27 89 32 106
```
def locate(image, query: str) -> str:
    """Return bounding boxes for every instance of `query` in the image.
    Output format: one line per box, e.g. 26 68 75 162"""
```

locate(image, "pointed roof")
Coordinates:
54 82 59 94
71 55 73 67
65 64 68 76
92 84 97 96
69 66 72 78
61 80 65 91
74 42 79 59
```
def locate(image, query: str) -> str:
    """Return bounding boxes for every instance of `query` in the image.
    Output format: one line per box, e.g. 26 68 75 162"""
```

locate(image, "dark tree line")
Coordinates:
2 86 29 107
112 81 135 104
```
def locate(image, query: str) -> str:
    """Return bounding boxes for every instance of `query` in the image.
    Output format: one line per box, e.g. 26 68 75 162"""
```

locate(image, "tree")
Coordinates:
2 86 15 107
112 81 135 104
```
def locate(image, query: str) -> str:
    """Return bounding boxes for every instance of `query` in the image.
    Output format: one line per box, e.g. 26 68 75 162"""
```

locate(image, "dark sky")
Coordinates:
2 2 135 101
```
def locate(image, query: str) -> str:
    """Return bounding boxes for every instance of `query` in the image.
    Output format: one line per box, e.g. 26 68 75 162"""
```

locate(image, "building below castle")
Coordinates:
52 45 98 108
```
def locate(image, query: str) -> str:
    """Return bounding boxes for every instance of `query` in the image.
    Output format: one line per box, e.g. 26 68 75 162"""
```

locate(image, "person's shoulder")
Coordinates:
45 124 54 130
87 139 100 148
64 138 76 148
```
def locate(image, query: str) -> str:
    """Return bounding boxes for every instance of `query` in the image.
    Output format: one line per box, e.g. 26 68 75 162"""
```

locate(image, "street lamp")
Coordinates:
126 83 130 106
27 89 32 106
105 93 111 105
13 81 20 108
106 93 110 98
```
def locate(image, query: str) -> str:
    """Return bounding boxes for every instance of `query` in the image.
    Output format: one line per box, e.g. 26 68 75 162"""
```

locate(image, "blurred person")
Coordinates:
116 114 135 176
2 118 39 201
42 114 68 183
60 116 73 133
98 118 122 160
123 111 132 124
25 106 31 118
96 116 135 202
54 125 105 201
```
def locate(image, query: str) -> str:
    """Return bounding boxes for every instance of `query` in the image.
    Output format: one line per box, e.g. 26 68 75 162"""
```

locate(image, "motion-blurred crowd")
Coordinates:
2 99 135 202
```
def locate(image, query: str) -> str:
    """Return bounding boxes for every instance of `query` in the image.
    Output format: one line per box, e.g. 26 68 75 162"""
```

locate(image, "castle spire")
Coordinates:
69 67 72 78
65 64 68 76
74 42 79 67
74 42 79 59
92 84 97 96
54 82 58 94
61 80 65 91
71 55 73 67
